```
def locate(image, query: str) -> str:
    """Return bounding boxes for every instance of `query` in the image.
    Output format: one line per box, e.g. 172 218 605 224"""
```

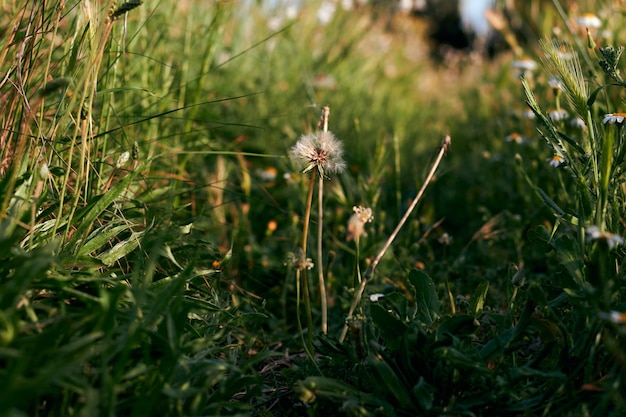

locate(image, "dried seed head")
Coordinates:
286 247 314 270
110 0 142 21
290 131 346 178
346 205 373 242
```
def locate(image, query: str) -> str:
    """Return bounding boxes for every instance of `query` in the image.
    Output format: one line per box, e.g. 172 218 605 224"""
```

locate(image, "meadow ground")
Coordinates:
1 0 626 416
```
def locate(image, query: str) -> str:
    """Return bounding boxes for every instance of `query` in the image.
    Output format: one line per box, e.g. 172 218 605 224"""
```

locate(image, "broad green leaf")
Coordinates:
435 314 478 342
370 303 407 347
408 269 440 325
367 353 414 409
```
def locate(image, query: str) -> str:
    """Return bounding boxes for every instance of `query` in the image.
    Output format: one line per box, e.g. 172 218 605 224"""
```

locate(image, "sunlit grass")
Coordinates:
2 0 626 415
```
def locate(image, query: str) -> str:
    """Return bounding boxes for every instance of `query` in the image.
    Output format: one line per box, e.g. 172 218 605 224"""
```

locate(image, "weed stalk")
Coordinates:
340 135 451 343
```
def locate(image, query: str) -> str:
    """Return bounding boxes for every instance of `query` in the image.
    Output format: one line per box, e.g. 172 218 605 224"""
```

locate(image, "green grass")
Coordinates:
1 0 626 415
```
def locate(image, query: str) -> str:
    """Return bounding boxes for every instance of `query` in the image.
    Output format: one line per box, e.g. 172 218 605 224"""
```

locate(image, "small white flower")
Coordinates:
369 293 385 302
548 75 564 91
586 225 624 249
599 310 626 324
522 108 536 119
549 155 565 167
577 13 602 29
549 108 569 122
438 232 452 245
290 131 346 178
512 57 537 71
317 1 336 25
570 117 586 129
505 132 527 144
603 113 626 125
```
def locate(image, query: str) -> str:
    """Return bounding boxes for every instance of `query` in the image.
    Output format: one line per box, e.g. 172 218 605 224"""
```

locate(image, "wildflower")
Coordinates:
369 293 385 302
548 108 569 122
512 56 538 72
570 117 586 129
599 310 626 324
290 131 346 178
577 13 602 29
512 57 537 77
505 132 527 144
286 247 314 270
346 205 374 242
257 166 278 182
549 155 565 167
586 225 624 249
438 232 452 245
317 1 336 25
548 75 564 91
603 112 626 125
522 108 536 119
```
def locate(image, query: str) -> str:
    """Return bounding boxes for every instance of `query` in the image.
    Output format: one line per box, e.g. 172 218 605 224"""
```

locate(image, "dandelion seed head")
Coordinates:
290 131 346 178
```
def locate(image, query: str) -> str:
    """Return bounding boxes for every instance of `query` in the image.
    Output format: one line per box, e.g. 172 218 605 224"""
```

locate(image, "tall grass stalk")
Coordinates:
340 135 451 343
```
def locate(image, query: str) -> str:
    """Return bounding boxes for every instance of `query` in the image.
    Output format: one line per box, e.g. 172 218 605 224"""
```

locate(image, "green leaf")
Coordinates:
435 314 479 342
552 233 585 288
412 377 434 411
367 353 414 409
78 223 137 257
471 281 489 317
370 303 407 347
97 231 144 266
408 269 440 325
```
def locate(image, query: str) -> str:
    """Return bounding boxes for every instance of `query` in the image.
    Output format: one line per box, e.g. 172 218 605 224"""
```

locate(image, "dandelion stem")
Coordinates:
340 135 451 343
317 174 328 334
317 105 330 335
300 172 316 353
